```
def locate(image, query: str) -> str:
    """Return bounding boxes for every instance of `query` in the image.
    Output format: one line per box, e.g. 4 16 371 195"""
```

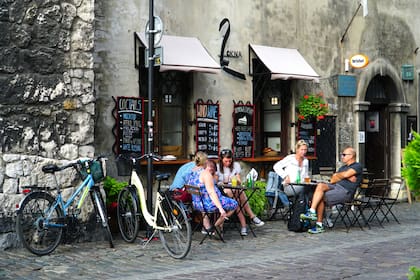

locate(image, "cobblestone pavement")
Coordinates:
1 202 419 280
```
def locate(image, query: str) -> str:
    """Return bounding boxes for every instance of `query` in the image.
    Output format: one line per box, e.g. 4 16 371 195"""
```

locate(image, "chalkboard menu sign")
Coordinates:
195 100 220 158
233 104 255 159
297 120 316 156
116 97 144 155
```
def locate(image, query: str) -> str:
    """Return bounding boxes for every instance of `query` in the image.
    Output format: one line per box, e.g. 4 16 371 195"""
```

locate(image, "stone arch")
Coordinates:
356 58 406 104
354 57 410 182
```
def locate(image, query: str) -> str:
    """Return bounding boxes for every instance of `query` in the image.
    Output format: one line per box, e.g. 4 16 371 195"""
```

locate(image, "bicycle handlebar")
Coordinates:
117 153 161 163
41 156 107 174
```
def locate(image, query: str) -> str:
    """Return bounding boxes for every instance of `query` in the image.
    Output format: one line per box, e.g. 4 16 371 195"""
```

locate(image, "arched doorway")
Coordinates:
357 58 410 180
364 75 396 178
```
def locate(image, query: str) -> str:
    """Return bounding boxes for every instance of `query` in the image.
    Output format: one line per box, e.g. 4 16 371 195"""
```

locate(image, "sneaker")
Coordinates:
323 218 334 228
240 227 248 236
201 227 215 235
300 210 317 221
252 216 265 227
308 224 325 234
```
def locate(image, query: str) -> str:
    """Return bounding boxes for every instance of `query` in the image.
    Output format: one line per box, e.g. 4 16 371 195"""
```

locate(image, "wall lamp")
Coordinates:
270 96 279 105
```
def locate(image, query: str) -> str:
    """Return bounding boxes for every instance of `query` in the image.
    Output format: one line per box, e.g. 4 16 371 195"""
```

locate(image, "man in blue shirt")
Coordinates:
169 161 195 190
300 146 363 234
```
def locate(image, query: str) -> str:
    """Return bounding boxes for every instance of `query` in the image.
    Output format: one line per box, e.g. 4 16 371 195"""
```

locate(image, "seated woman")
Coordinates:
186 151 237 235
216 149 265 236
273 139 309 197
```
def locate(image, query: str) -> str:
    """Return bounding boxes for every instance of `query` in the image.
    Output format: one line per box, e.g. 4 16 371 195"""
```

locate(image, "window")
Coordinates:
140 70 191 157
254 78 291 156
263 94 281 151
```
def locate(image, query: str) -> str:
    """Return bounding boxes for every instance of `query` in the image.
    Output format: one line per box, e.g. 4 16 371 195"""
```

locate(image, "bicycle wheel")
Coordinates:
158 198 192 259
117 186 140 243
90 188 114 248
16 191 63 255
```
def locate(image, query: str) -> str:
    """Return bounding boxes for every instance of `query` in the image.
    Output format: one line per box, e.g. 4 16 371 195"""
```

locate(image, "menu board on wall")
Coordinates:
116 96 144 155
195 100 219 158
297 120 316 156
233 103 255 159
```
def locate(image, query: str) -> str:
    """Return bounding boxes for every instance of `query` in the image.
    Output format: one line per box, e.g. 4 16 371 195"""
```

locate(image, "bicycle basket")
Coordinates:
80 159 106 183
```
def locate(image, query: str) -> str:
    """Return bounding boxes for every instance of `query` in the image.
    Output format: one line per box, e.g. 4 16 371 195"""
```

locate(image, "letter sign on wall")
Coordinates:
195 99 220 158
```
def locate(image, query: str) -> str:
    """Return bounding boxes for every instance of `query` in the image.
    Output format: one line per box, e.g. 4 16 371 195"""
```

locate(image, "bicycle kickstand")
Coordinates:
140 229 159 248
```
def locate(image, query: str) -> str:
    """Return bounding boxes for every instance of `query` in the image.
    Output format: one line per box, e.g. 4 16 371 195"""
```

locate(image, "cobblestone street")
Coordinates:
1 202 419 280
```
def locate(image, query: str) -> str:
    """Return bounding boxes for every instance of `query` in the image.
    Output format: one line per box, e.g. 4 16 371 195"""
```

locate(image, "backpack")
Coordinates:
287 192 310 232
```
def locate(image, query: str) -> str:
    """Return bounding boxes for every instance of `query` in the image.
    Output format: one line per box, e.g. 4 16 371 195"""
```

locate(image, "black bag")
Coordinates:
287 192 310 232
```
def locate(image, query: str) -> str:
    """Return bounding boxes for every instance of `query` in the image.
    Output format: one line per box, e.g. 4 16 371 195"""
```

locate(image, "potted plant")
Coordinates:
297 92 329 121
102 176 128 232
402 130 420 198
245 180 267 218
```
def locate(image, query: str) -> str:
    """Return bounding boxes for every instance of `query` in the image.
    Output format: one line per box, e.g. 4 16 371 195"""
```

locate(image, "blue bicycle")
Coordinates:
16 157 114 255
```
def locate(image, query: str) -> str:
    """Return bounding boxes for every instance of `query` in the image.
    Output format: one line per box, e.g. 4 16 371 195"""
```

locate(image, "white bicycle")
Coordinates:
116 154 192 259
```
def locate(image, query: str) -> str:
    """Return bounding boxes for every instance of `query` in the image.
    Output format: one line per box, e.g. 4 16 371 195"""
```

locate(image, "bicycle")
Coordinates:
16 157 114 255
116 153 192 259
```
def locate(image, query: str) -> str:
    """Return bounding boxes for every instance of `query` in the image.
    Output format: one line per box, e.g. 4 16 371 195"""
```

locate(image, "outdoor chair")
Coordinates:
265 171 292 222
377 176 402 224
358 178 390 227
184 184 224 244
330 179 371 231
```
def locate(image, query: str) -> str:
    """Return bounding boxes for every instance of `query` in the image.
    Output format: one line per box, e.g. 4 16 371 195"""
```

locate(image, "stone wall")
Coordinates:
0 0 96 249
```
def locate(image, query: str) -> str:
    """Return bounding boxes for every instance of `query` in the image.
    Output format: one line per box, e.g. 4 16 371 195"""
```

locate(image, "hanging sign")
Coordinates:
232 103 255 159
195 100 220 158
349 54 369 69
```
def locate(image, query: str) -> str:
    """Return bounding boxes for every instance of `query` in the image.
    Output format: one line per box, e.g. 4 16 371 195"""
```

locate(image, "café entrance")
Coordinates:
361 72 408 179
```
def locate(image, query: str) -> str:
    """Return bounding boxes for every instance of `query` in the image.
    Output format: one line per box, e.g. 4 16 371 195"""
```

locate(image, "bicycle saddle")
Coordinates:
42 164 60 173
155 172 171 181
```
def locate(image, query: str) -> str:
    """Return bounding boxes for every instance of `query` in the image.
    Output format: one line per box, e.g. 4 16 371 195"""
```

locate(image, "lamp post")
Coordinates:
146 0 155 237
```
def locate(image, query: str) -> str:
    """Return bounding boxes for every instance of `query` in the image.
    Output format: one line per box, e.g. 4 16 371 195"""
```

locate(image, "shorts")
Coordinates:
324 184 353 206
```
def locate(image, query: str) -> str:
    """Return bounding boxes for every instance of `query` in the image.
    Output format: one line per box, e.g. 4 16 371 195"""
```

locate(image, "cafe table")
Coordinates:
288 181 319 205
218 183 260 237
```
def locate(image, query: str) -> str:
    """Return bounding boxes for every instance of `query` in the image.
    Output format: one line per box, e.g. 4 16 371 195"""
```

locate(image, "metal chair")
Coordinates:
377 176 402 224
359 178 390 227
331 179 371 231
184 184 224 244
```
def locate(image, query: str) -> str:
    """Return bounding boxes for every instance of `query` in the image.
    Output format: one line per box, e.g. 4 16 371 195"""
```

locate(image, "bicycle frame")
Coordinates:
130 169 171 232
41 174 95 228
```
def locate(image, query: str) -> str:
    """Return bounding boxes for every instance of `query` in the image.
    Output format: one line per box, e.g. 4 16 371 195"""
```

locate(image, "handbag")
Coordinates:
171 187 192 203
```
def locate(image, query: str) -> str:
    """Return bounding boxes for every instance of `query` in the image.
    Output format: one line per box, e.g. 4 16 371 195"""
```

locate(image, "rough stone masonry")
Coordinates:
0 0 98 249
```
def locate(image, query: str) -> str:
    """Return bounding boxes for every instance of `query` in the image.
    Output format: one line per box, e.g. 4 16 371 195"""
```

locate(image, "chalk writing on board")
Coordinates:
195 102 220 158
117 97 144 155
297 120 316 156
233 104 255 158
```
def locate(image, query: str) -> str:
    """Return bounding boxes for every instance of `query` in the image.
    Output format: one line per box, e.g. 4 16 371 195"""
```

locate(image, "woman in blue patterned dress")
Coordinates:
187 151 237 233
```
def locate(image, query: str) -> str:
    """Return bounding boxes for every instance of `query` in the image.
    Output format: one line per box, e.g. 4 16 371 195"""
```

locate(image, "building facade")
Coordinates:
0 0 419 247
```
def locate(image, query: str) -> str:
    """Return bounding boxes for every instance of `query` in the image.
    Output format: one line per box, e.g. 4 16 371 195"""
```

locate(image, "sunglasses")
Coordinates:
220 149 232 157
341 153 351 157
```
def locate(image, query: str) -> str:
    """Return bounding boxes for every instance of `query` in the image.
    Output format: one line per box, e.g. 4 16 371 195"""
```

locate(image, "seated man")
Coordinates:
300 146 363 234
169 160 195 191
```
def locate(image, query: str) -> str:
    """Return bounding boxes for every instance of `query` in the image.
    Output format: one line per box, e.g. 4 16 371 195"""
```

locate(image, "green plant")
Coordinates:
402 131 420 196
245 180 267 217
408 266 420 280
102 176 128 206
297 92 329 121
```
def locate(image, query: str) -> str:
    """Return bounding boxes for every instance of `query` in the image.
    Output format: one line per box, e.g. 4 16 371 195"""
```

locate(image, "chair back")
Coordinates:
184 184 200 196
365 178 389 198
388 176 403 199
